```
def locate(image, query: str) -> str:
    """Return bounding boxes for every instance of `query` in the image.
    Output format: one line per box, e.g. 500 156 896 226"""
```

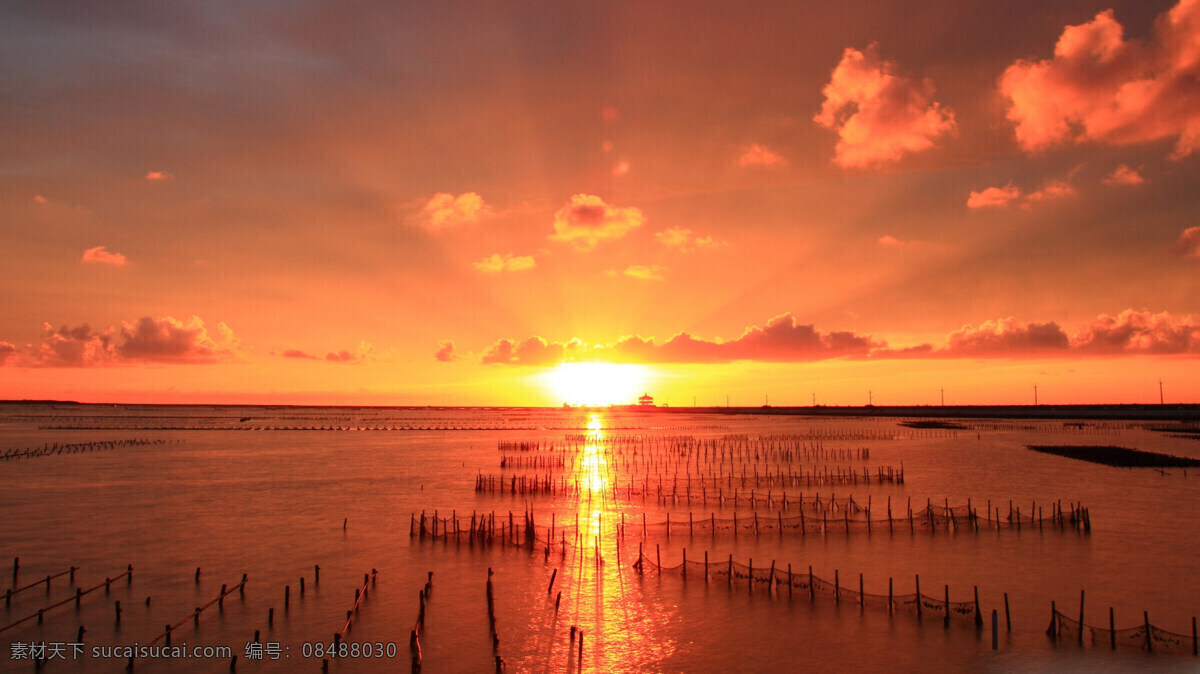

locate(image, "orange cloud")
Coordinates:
480 314 881 365
967 178 1077 209
1172 226 1200 259
32 195 47 204
31 323 117 367
5 317 238 367
1023 180 1076 204
280 342 376 363
1072 309 1200 354
469 309 1200 366
549 194 645 251
611 161 631 178
623 265 667 281
473 253 536 273
655 227 726 253
81 246 127 266
118 316 240 363
814 44 956 168
966 184 1022 209
737 143 787 167
1000 1 1200 159
944 318 1071 356
1103 164 1146 185
418 192 490 230
144 171 174 181
434 340 459 362
0 342 15 366
282 349 317 359
481 336 582 366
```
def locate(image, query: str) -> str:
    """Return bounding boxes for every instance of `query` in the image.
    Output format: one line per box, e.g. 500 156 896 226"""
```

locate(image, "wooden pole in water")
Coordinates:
1047 601 1058 640
1004 593 1011 631
992 610 999 650
1110 607 1116 649
974 586 983 627
915 575 921 618
682 549 687 581
944 585 950 628
1144 611 1152 652
1078 590 1085 645
859 574 864 610
888 578 893 615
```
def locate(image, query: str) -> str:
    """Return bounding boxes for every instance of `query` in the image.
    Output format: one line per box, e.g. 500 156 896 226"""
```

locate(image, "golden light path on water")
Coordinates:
514 413 677 671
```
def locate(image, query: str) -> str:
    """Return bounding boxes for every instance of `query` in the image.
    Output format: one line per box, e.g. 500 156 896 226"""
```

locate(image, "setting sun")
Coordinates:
544 362 648 407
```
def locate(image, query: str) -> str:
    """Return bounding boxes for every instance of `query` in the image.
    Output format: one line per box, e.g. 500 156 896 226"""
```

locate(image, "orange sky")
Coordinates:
1 0 1198 405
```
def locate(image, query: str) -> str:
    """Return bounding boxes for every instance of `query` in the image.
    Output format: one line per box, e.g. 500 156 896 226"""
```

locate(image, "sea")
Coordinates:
1 404 1198 673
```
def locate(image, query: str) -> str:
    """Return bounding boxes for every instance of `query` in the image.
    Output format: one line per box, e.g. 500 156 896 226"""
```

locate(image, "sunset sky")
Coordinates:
2 0 1199 406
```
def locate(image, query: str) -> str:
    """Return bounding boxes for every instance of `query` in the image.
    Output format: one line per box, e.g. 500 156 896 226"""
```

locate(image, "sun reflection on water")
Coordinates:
559 413 675 671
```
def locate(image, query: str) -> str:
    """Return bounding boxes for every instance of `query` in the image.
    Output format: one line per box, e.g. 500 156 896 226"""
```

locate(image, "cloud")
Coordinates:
118 316 241 363
4 317 241 368
966 179 1075 209
967 184 1022 209
1103 164 1146 185
481 336 582 366
472 253 536 273
943 318 1071 356
468 309 1200 366
1023 180 1076 204
0 342 16 366
481 314 881 365
814 44 956 168
282 349 317 359
325 341 377 363
435 340 459 362
1172 226 1200 259
876 235 939 250
655 227 727 253
144 171 173 181
30 323 118 367
81 246 127 266
999 1 1200 159
33 195 47 204
611 161 631 178
1072 309 1200 354
549 194 645 251
737 143 787 167
623 265 667 281
278 342 376 363
417 192 490 230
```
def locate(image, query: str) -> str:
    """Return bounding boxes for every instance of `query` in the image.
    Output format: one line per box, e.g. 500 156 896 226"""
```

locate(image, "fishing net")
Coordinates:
1049 608 1197 654
635 553 982 626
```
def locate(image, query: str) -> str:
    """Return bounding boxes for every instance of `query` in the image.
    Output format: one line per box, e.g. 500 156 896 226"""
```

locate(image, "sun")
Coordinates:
544 362 649 406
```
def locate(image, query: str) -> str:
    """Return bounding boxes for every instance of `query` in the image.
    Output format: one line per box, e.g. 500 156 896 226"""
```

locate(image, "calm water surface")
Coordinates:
1 405 1198 672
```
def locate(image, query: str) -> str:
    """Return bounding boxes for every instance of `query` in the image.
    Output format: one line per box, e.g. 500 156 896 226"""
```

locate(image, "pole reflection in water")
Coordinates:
515 413 676 671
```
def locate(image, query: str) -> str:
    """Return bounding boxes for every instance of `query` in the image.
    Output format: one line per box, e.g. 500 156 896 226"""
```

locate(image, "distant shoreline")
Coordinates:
1 399 1198 421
